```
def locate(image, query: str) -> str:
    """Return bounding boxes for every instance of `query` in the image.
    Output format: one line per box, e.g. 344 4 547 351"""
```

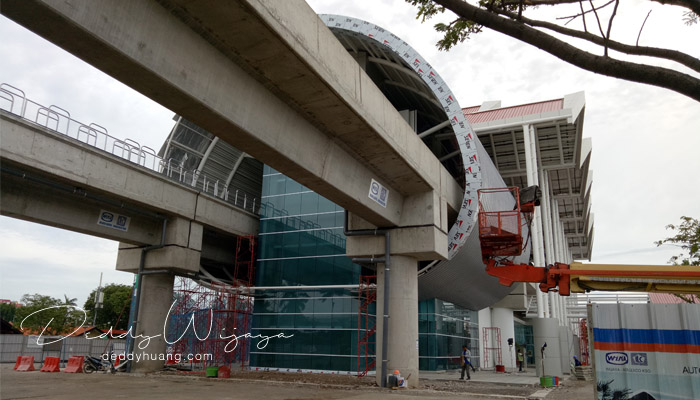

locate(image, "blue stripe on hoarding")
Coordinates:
593 328 700 345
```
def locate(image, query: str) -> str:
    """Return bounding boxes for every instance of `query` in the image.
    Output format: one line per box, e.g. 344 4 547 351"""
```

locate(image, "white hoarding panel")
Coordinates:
591 304 700 400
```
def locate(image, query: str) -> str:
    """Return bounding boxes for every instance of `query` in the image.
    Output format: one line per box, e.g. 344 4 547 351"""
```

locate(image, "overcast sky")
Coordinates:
1 1 698 307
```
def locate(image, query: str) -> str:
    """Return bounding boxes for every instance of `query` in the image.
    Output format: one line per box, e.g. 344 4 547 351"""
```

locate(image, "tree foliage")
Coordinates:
13 294 85 335
655 216 700 266
655 216 700 303
0 303 17 322
83 284 132 330
407 0 700 102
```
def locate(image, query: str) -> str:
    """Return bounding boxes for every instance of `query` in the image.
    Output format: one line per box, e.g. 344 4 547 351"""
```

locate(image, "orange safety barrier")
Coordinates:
13 356 22 370
15 356 35 371
40 356 61 372
114 354 125 366
218 366 231 379
63 356 84 373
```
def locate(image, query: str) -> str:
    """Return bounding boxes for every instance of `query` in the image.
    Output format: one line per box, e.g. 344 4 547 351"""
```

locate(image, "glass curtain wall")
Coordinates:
251 166 479 372
514 322 535 365
250 166 372 372
419 299 479 371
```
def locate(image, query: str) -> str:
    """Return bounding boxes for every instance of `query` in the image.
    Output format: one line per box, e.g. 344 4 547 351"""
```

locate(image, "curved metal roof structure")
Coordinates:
322 15 531 310
158 116 263 212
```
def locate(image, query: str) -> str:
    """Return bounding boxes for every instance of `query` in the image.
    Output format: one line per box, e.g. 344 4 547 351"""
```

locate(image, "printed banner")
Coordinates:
591 304 700 400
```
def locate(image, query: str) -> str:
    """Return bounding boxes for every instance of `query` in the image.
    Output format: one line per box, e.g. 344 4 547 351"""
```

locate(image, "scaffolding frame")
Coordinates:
482 327 502 369
579 318 590 365
168 235 256 371
357 275 377 377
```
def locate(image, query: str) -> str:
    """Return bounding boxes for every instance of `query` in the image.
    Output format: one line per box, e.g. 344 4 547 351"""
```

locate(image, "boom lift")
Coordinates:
478 187 700 296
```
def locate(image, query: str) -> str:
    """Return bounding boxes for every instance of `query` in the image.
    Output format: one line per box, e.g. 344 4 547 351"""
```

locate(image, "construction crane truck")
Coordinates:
477 187 700 296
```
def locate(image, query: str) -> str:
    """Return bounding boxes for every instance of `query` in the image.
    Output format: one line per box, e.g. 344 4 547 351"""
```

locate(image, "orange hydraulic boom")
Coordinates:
478 187 700 296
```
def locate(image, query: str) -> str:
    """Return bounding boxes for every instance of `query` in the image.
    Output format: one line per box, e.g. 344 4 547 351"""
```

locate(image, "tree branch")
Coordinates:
650 0 700 16
502 0 584 5
588 0 608 53
431 0 700 102
637 10 652 46
579 1 588 32
557 0 615 25
492 5 700 73
604 0 621 57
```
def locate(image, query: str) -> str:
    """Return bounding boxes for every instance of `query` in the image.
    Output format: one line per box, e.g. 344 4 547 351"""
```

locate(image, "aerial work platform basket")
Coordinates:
478 187 524 259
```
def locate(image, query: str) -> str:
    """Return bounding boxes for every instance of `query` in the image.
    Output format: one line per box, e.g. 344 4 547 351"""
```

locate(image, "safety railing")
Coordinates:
0 83 259 214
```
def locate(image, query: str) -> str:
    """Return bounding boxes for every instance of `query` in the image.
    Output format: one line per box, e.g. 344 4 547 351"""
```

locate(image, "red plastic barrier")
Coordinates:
218 366 231 379
16 356 35 371
13 356 22 370
40 356 61 372
63 356 84 373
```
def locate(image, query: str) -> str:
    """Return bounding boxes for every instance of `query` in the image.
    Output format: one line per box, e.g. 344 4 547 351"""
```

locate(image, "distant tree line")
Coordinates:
3 283 132 334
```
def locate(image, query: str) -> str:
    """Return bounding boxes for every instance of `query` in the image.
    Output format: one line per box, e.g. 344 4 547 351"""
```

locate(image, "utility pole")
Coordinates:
92 273 103 327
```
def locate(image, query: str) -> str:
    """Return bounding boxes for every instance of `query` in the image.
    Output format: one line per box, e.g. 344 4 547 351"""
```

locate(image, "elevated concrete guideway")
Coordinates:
1 0 485 383
1 0 464 240
0 111 258 270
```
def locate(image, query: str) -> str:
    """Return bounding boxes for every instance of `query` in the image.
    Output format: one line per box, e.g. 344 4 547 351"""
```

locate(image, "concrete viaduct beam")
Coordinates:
0 112 258 240
1 0 462 232
1 112 262 276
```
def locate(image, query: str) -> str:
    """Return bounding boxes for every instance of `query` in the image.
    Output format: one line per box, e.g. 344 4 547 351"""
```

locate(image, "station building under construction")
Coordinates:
157 15 593 377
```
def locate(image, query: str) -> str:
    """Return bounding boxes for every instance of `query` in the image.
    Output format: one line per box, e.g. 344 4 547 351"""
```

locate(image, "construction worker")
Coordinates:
517 348 524 372
460 345 475 380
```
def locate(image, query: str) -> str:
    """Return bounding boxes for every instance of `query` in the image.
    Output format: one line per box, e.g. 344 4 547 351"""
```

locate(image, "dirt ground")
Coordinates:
540 377 596 400
192 368 596 398
161 369 540 397
0 364 596 400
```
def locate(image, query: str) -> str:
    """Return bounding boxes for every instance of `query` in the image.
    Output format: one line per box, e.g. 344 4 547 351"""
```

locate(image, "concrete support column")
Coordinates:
491 308 516 370
130 272 175 373
559 326 572 374
533 318 563 378
522 124 546 318
375 255 419 387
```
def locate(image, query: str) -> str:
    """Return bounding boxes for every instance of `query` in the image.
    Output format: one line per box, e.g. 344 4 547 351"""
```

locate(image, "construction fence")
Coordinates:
0 334 125 364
